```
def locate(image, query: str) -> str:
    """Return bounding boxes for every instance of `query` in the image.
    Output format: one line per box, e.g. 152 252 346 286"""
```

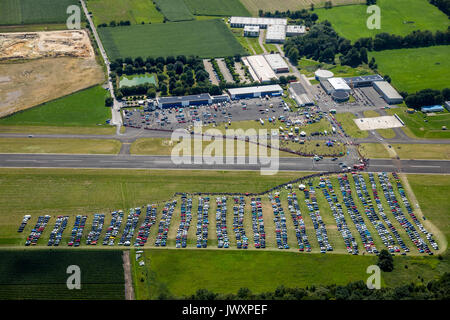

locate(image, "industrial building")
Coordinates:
343 74 384 88
331 90 350 103
157 93 212 108
244 25 259 37
211 94 230 104
445 101 450 111
265 24 286 43
328 77 351 92
242 55 277 83
289 82 314 106
373 81 403 104
286 25 306 36
264 54 289 73
227 84 283 100
314 69 334 81
229 16 287 28
421 105 444 113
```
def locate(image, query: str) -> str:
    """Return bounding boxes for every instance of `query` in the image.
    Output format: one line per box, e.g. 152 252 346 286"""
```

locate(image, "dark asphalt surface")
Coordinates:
0 154 448 174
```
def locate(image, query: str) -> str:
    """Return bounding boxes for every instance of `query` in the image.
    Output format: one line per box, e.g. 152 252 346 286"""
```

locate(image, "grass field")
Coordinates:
0 0 82 25
230 27 263 55
0 250 124 299
99 19 246 59
369 46 450 93
362 110 396 138
0 138 121 154
184 0 250 16
0 23 68 32
0 125 117 135
334 113 369 138
0 86 112 127
297 58 373 78
387 108 450 139
360 143 450 160
153 0 194 22
316 0 450 41
87 0 164 25
240 0 364 16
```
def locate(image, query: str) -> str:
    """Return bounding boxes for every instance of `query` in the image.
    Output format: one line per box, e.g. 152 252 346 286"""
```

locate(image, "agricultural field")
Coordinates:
0 85 112 128
153 0 194 22
0 138 121 154
369 46 450 93
0 0 82 25
316 0 450 41
184 0 250 17
387 108 450 139
360 143 450 160
98 19 246 59
87 0 164 25
0 250 124 299
240 0 364 16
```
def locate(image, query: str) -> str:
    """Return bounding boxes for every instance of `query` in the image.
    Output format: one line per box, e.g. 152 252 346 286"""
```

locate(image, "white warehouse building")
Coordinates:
265 24 286 43
264 54 289 73
327 77 351 92
286 25 306 36
242 55 277 83
229 16 287 28
244 25 259 37
228 85 283 99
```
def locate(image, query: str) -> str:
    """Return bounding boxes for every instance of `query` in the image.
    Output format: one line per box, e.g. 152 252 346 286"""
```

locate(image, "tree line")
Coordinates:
403 88 450 109
429 0 450 16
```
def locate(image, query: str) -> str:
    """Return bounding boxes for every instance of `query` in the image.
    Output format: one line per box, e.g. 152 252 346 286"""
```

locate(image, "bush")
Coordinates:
377 249 394 272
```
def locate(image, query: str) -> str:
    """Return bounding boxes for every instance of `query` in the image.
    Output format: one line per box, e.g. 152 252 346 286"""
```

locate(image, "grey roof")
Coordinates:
158 93 211 104
343 74 383 84
373 81 403 100
290 82 307 95
228 84 283 96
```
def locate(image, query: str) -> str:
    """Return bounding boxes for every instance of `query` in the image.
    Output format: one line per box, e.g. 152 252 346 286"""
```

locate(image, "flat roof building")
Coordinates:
328 77 351 92
244 25 259 37
373 81 403 104
286 25 306 36
343 74 384 88
230 16 287 28
315 69 334 81
421 105 444 113
445 101 450 111
157 93 212 108
266 24 286 43
227 85 283 99
264 54 289 73
243 55 277 83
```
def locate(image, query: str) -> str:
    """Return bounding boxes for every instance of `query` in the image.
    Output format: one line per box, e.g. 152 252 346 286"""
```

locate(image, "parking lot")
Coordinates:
18 173 439 255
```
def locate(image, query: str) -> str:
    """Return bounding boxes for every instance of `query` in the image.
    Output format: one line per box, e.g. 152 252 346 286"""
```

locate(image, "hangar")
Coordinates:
157 93 212 108
242 55 277 82
373 81 403 104
289 82 314 106
229 16 287 28
227 85 283 100
264 54 289 73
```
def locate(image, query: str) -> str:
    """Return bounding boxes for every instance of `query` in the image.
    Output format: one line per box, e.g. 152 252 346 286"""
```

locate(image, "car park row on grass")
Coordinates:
19 173 439 255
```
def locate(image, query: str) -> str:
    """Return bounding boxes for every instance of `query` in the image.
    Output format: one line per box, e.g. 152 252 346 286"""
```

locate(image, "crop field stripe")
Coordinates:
153 0 194 22
184 0 251 17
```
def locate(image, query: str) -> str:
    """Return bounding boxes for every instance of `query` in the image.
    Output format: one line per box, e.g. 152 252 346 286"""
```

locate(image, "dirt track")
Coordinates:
122 250 135 300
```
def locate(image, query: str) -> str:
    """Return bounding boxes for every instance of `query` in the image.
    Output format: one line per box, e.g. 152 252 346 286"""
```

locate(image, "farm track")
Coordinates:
122 250 135 300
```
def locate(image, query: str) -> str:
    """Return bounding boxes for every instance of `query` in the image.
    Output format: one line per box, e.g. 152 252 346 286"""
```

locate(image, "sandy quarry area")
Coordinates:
354 115 404 131
0 30 104 117
0 30 94 61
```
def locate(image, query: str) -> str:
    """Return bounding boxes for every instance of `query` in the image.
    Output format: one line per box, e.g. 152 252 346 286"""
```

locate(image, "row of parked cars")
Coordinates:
287 191 311 252
392 173 438 251
135 204 157 247
216 197 230 248
368 173 409 253
119 208 141 246
233 197 248 249
378 173 433 254
17 215 31 233
319 178 358 254
176 195 192 248
269 193 289 250
155 200 177 247
86 214 105 245
68 215 87 247
250 197 266 249
353 173 398 252
47 215 69 246
303 186 333 253
25 215 51 246
338 175 377 254
103 211 124 246
196 197 210 248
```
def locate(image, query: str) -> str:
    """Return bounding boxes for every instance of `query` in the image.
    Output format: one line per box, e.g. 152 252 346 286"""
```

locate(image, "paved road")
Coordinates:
0 154 448 174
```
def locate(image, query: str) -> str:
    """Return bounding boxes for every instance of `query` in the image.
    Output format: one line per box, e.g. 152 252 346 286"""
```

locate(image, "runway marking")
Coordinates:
410 165 440 168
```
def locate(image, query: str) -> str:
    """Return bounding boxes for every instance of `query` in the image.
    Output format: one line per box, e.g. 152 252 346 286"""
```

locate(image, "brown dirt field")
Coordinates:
0 57 104 117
